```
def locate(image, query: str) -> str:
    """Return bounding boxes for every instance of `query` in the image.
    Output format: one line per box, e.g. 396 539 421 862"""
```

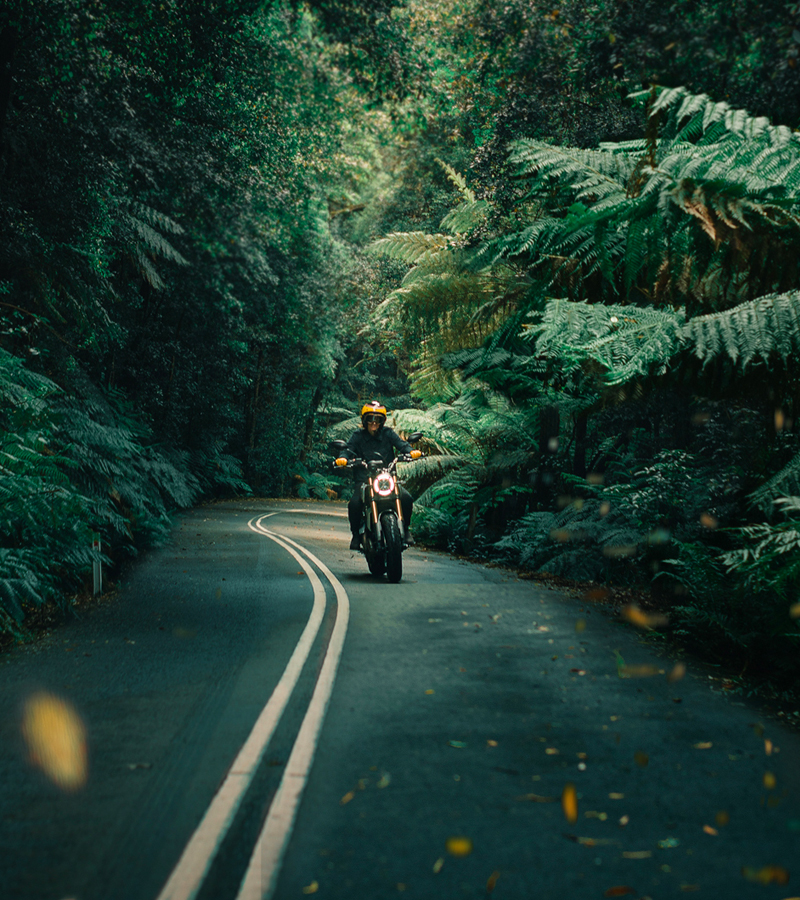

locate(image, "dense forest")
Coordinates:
3 0 800 691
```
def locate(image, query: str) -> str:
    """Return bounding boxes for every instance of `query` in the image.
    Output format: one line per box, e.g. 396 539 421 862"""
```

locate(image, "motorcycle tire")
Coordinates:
382 512 403 584
364 532 386 577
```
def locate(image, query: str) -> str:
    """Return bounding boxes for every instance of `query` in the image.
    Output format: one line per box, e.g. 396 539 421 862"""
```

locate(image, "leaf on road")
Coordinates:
302 881 319 894
340 791 355 805
603 888 637 898
486 870 500 893
586 811 608 820
425 689 435 694
741 865 790 885
545 747 560 755
433 857 444 873
446 836 473 857
658 837 680 848
693 742 713 749
764 772 777 789
620 664 661 678
716 811 730 827
22 692 88 792
562 782 578 823
609 792 625 800
487 739 498 747
634 751 649 768
620 604 669 630
667 662 687 682
377 773 391 788
448 740 467 749
703 825 718 836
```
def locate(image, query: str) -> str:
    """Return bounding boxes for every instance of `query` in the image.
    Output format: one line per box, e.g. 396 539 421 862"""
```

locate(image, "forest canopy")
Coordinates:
2 0 800 687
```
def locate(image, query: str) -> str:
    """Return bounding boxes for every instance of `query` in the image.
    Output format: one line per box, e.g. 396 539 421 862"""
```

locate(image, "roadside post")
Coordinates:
92 532 102 595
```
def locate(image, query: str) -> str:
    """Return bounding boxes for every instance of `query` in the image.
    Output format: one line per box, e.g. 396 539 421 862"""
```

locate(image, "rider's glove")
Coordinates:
334 457 349 467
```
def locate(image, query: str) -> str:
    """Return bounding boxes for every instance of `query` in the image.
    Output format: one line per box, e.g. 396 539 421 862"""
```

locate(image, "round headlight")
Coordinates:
373 474 395 496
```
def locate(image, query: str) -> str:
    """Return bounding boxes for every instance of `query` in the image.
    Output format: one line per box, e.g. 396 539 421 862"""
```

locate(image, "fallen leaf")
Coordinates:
377 773 391 788
741 865 789 885
715 811 730 827
433 857 444 874
340 791 355 805
634 751 649 768
667 663 687 682
621 604 669 630
448 740 467 749
486 870 500 893
425 689 435 695
764 772 777 790
765 739 773 756
446 836 473 857
585 811 608 821
703 825 718 836
620 664 660 678
693 742 713 749
545 747 560 755
622 850 652 859
619 815 630 826
609 792 625 800
302 881 319 894
604 888 636 898
562 783 578 824
487 739 498 747
22 692 88 792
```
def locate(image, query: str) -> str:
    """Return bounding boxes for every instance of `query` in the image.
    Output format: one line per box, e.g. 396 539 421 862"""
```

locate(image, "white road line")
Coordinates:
236 520 351 900
154 518 327 900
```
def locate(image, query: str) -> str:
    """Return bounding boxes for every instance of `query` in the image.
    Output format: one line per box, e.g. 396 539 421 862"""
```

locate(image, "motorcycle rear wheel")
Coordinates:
382 513 403 584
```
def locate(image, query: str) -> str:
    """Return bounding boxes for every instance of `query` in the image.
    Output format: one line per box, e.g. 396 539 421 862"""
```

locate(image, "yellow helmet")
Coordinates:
361 400 387 425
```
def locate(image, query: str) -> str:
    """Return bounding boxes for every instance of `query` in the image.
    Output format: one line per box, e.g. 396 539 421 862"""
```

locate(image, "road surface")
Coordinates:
1 499 798 900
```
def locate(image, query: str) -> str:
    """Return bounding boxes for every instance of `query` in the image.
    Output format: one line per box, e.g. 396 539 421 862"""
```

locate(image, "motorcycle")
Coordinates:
330 432 424 584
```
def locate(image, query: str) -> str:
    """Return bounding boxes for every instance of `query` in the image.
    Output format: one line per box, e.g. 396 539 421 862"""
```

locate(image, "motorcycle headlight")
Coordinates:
373 473 395 496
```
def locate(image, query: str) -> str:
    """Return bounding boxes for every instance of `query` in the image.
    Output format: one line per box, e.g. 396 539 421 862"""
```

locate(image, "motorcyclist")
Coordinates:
336 401 416 550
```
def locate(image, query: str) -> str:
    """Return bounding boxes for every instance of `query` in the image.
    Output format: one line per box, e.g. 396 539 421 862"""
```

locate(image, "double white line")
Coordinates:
156 513 350 900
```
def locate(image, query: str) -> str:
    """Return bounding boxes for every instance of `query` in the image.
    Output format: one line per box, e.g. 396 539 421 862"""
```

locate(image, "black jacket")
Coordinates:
343 426 412 483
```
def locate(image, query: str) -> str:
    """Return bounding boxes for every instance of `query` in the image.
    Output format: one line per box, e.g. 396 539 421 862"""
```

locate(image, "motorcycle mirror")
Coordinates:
329 439 347 452
407 431 423 443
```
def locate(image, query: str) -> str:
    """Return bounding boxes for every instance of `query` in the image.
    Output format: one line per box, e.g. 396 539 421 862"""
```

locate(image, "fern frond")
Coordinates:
369 232 452 264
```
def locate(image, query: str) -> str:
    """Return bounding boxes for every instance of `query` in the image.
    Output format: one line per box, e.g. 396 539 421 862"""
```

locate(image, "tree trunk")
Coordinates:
0 26 16 151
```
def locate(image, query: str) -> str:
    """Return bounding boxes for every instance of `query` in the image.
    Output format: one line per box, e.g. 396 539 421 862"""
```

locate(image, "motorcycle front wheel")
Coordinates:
382 512 403 584
364 531 386 577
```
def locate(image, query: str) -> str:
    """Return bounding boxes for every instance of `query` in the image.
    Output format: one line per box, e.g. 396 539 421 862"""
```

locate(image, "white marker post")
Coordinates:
92 533 102 595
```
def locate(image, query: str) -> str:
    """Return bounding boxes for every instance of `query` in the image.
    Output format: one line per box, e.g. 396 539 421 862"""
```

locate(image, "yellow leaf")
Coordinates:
302 881 319 894
433 857 444 873
562 783 578 824
22 692 87 791
667 662 686 683
446 836 473 857
340 791 355 805
608 792 625 800
703 825 718 836
621 604 669 630
693 742 713 749
764 772 777 790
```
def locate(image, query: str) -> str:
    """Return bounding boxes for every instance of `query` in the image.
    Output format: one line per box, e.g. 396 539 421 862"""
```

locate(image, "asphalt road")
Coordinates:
1 499 799 900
